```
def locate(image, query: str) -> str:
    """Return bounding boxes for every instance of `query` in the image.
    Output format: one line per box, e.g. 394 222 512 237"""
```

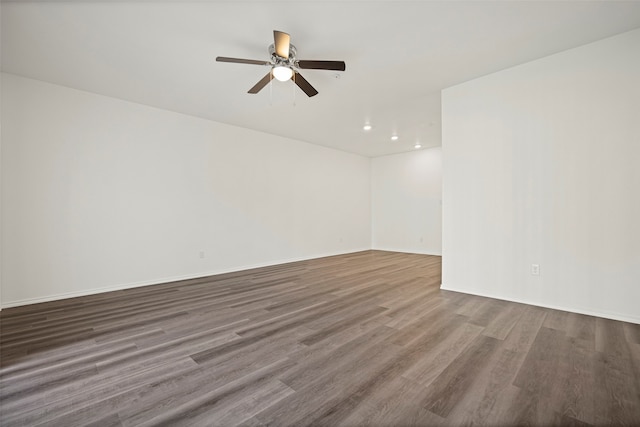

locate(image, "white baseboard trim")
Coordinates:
440 284 640 325
1 248 372 309
371 247 442 256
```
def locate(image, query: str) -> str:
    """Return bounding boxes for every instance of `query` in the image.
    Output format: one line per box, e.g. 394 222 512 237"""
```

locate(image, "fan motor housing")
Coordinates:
269 43 297 67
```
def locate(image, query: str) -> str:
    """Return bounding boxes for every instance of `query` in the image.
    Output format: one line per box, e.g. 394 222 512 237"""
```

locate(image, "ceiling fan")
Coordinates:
216 30 346 97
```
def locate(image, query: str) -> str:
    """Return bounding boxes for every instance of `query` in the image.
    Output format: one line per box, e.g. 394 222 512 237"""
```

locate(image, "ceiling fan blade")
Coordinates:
273 30 290 59
216 56 271 66
248 72 273 94
292 71 318 97
297 60 346 71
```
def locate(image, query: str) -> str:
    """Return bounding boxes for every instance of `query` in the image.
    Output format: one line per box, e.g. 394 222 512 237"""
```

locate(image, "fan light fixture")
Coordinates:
216 30 345 97
273 66 293 82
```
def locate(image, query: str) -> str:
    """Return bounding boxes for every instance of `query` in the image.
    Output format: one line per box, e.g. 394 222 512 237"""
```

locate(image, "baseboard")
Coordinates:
439 284 640 325
371 247 442 256
1 248 372 309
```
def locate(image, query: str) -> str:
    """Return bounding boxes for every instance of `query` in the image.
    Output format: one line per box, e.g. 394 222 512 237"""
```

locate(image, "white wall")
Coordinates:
0 4 3 309
442 29 640 324
371 148 442 255
1 73 371 307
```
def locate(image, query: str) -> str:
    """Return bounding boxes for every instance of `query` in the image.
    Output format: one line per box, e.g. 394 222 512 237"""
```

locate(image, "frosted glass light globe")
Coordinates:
273 66 293 82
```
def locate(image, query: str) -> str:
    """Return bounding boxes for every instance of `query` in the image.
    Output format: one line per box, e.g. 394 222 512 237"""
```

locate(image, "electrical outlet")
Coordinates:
199 251 205 259
531 264 540 275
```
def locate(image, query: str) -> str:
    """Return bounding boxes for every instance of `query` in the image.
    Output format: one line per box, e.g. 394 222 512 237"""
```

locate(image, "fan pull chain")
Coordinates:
293 72 296 106
269 72 273 106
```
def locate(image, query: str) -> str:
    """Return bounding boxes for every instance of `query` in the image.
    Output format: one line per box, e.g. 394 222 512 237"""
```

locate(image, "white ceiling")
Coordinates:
2 1 640 157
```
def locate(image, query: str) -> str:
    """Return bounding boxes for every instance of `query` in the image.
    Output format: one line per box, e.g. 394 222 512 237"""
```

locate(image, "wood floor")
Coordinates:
1 251 640 426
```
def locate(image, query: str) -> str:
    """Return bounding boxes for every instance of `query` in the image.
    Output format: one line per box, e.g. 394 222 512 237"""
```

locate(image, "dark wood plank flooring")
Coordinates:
1 250 639 426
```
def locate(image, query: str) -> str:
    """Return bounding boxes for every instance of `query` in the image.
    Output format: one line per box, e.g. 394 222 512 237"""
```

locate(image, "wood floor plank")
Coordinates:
337 376 446 427
506 384 563 426
5 358 199 426
1 250 639 426
421 334 502 418
299 305 388 346
254 339 404 426
468 298 511 327
567 312 597 343
481 303 524 340
552 336 597 424
449 348 523 426
593 348 640 425
130 359 295 427
401 322 484 386
512 326 567 395
624 322 640 345
280 324 398 391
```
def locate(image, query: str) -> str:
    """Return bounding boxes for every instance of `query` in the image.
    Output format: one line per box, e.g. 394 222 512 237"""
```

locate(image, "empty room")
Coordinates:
1 1 639 426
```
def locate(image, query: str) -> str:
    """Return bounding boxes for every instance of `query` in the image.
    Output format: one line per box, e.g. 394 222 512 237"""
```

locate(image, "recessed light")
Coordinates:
363 124 372 131
391 135 399 141
414 143 422 149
